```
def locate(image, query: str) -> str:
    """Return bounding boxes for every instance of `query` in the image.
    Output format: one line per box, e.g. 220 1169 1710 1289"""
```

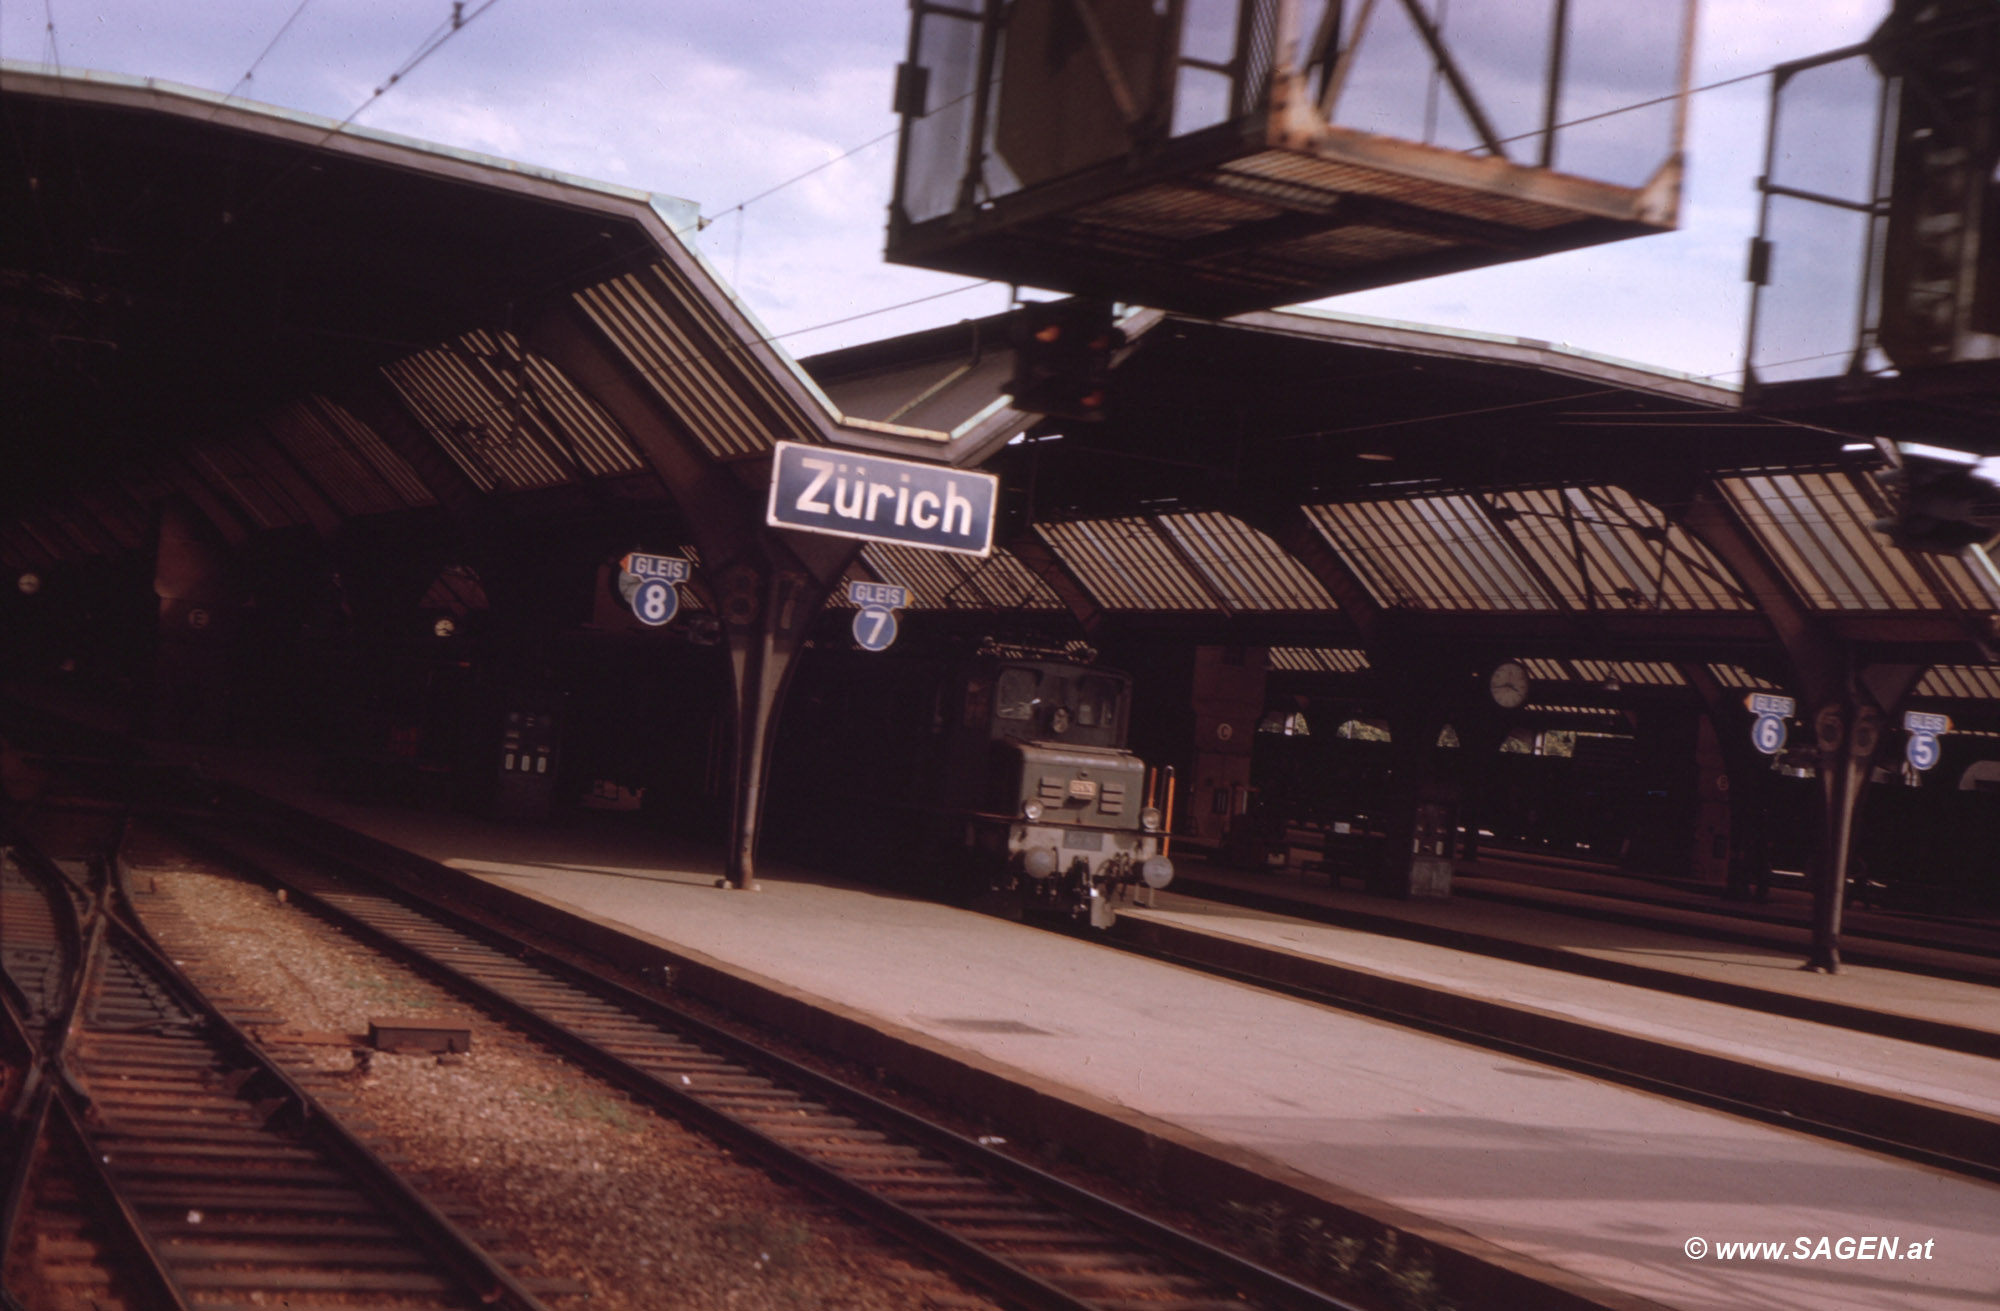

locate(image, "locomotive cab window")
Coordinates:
963 677 992 728
995 668 1039 721
1076 677 1120 732
1039 677 1069 733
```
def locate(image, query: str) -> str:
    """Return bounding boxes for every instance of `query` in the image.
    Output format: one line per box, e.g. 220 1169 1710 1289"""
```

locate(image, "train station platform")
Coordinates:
1164 865 2000 1054
1451 854 2000 963
134 746 2000 1311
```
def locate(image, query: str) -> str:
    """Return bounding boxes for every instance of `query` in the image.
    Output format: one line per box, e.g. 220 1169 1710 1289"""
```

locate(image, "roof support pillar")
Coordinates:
525 299 855 890
335 375 515 608
525 303 768 563
1241 502 1389 649
1452 708 1516 863
718 564 833 889
1376 663 1461 898
1679 488 1925 970
1680 661 1780 900
150 498 245 742
338 375 495 532
1242 499 1478 889
714 538 856 889
1621 704 1703 880
1006 531 1105 633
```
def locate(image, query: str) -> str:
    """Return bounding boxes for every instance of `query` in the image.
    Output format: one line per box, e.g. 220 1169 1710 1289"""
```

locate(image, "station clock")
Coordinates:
1489 661 1531 710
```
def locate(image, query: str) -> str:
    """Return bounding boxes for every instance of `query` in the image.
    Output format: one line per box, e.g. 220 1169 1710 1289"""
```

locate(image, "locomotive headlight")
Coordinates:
1023 847 1059 879
1139 806 1162 832
1140 855 1174 889
1021 800 1044 822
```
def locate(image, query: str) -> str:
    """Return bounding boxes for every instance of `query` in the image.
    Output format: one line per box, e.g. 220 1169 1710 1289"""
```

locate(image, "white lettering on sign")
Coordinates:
769 442 996 557
1747 692 1796 718
794 458 835 514
848 581 910 610
1903 711 1951 735
623 553 690 582
790 460 976 538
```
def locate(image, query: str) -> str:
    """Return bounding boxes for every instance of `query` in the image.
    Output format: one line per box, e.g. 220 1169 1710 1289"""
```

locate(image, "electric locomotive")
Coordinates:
770 646 1173 925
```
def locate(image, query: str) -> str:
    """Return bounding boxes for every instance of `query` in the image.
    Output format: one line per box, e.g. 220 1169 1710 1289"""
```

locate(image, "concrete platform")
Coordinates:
165 752 2000 1311
1109 890 2000 1173
1173 866 2000 1057
1451 854 2000 965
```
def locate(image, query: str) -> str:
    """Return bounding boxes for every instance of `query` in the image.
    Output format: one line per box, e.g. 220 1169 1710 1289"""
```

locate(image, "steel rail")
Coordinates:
6 817 557 1311
174 813 1368 1311
1447 875 2000 973
1167 872 2000 1057
1094 920 2000 1188
0 997 59 1300
94 841 559 1311
43 1085 195 1310
1 839 188 1311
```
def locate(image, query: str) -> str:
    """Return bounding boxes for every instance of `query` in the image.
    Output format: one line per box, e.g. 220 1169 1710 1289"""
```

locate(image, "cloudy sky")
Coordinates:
3 1 1887 381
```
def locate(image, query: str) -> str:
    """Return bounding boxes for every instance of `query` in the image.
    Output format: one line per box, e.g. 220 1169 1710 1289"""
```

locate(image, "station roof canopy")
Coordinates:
0 65 996 509
4 64 1997 724
808 306 2000 719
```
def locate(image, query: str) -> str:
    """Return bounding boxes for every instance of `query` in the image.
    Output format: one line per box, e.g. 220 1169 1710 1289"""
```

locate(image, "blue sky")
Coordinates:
2 1 1887 380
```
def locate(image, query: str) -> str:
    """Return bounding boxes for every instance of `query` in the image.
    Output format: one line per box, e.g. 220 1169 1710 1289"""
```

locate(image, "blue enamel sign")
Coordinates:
1903 711 1949 772
848 580 908 652
623 552 690 583
631 578 678 627
1746 692 1794 756
853 606 899 652
621 553 688 626
848 581 910 610
767 442 997 557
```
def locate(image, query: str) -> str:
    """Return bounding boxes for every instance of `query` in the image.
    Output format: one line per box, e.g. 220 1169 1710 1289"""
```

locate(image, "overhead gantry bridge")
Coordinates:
3 64 1996 970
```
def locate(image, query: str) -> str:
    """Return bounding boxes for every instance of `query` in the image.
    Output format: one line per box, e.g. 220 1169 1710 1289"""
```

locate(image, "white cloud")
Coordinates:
1 1 1898 374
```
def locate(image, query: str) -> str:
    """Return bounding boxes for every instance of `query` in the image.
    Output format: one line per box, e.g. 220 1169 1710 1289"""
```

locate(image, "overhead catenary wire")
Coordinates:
1271 344 1897 450
349 273 1002 467
221 0 317 105
595 17 1915 415
338 0 505 132
1491 67 1773 152
40 0 61 70
181 0 511 256
709 125 897 224
23 10 1877 373
699 42 1778 292
693 88 977 290
704 88 975 225
15 11 1951 562
382 291 1875 527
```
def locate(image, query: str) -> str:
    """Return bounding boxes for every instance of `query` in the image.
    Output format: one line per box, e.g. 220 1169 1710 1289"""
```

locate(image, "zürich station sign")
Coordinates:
766 441 997 557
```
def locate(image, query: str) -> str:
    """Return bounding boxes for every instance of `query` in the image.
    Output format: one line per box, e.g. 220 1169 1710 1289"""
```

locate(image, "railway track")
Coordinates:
168 812 1366 1311
1 820 566 1311
1173 865 2000 988
1098 898 2000 1186
2 832 145 1311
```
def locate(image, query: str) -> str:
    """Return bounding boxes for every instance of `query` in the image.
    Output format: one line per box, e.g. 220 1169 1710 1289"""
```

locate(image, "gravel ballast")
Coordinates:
123 825 1001 1311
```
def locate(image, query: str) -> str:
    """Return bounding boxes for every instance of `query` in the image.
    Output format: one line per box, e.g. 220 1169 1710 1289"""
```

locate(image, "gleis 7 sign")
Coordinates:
766 441 997 557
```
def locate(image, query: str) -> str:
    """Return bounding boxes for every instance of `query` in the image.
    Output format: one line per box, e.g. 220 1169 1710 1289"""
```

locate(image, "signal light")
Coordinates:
1004 299 1124 421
